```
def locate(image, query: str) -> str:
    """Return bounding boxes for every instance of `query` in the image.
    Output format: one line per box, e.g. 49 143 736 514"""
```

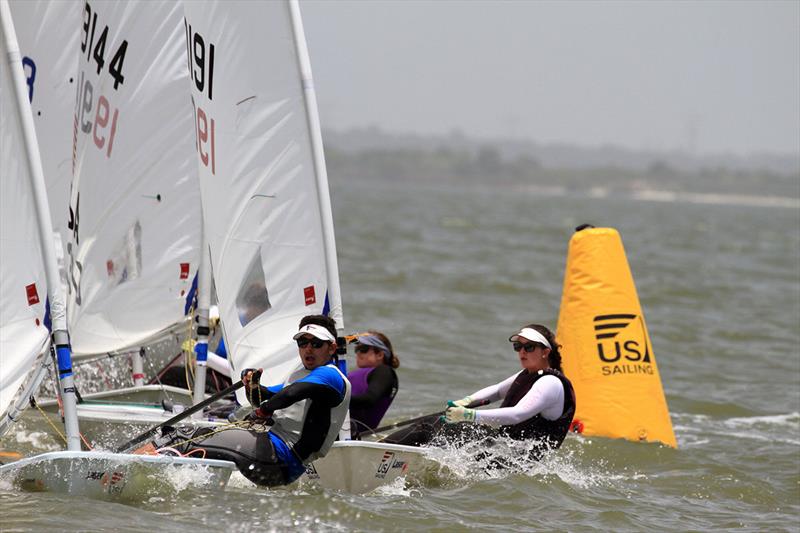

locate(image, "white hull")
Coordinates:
0 451 236 502
303 441 432 493
36 384 196 410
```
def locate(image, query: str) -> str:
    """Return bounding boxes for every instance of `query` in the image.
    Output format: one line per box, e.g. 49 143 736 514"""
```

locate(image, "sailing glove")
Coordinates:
444 406 477 424
447 396 474 408
241 368 264 406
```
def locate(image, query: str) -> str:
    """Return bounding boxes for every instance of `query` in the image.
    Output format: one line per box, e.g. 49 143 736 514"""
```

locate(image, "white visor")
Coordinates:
508 327 551 349
292 324 336 343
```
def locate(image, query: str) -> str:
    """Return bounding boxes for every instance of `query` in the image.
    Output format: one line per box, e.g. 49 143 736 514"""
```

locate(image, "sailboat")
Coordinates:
5 0 442 494
181 0 343 398
17 0 228 439
178 0 435 493
0 0 237 499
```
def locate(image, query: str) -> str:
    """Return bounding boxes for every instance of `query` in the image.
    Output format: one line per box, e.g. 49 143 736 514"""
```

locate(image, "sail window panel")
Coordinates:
236 252 271 327
105 220 142 286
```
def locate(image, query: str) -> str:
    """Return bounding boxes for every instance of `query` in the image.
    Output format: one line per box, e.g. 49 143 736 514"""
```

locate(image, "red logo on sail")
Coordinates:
304 286 316 306
180 263 190 279
106 260 115 277
25 284 40 306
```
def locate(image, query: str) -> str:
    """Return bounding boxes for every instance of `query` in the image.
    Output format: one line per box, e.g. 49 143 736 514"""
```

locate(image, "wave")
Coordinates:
673 411 800 447
630 190 800 209
723 412 800 428
516 184 800 209
674 411 800 428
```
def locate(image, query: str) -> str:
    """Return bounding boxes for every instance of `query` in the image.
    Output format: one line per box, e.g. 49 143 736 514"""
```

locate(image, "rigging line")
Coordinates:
95 361 113 390
32 400 93 450
33 401 67 445
144 420 264 452
79 430 92 450
183 302 195 395
348 417 373 439
183 448 207 459
147 350 184 384
141 345 175 405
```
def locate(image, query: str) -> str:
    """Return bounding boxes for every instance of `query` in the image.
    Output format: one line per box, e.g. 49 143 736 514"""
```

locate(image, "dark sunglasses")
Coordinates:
355 345 373 354
296 337 328 349
513 342 541 353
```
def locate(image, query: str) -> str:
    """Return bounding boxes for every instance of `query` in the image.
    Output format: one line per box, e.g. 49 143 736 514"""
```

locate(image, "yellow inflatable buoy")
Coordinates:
556 226 677 448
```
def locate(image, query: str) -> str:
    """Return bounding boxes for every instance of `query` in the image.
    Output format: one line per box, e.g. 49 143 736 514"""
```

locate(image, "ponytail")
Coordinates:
367 330 400 369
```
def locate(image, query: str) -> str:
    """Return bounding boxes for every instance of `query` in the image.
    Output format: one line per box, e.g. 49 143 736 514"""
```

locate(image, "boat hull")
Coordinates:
303 441 433 493
0 451 236 502
36 384 196 410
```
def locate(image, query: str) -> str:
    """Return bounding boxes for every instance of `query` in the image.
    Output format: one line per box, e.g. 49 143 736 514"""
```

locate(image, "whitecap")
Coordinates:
372 474 418 497
724 412 800 428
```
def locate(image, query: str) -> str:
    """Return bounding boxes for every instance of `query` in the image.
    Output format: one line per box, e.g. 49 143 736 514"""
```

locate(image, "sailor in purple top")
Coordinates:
347 332 399 437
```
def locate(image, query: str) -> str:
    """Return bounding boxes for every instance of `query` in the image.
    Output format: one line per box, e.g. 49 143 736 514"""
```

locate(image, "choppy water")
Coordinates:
2 177 799 531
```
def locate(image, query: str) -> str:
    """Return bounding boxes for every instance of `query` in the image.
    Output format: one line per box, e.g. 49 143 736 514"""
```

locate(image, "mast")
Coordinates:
192 237 212 406
288 0 344 332
287 0 351 440
0 0 80 451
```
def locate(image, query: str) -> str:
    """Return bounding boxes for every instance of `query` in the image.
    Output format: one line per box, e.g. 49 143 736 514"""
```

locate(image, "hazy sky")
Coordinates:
301 0 800 157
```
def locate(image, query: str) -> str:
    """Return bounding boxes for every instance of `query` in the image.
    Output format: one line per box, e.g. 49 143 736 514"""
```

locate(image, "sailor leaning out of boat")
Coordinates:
347 331 400 438
384 323 576 459
147 314 350 487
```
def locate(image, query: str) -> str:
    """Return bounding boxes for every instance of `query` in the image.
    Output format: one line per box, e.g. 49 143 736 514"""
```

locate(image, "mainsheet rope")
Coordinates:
32 399 93 451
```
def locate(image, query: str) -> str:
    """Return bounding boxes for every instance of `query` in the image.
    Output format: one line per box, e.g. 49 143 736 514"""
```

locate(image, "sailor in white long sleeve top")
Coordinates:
444 325 576 447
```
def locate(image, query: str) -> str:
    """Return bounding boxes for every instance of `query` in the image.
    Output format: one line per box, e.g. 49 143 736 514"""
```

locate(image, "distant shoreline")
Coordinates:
324 128 800 201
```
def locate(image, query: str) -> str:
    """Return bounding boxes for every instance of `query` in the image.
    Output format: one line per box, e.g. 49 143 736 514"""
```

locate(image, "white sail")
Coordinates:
8 0 80 264
0 17 50 432
67 0 201 357
0 4 242 495
0 0 79 447
182 0 343 394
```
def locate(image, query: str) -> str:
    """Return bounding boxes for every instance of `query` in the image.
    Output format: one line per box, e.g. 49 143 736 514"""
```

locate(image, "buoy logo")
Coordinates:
594 314 654 376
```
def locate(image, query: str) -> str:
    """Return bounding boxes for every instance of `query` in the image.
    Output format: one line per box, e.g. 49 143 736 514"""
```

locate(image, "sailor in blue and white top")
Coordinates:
241 318 351 484
160 315 350 487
